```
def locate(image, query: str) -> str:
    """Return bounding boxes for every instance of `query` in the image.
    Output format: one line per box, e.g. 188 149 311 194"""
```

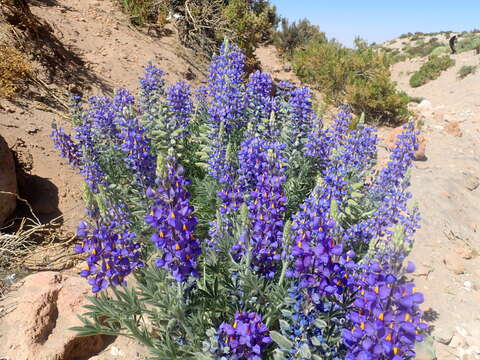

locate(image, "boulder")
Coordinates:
0 134 17 225
0 272 111 360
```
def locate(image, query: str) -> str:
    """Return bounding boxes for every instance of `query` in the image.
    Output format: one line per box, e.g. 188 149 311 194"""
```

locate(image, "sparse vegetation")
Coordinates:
457 65 477 79
457 34 480 53
273 18 326 57
0 44 31 98
117 0 278 67
404 38 443 58
119 0 168 26
291 39 410 125
409 55 455 87
430 45 449 56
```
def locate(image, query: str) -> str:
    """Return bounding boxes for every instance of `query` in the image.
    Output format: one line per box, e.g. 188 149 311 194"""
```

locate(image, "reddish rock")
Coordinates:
414 135 427 161
0 272 110 360
443 254 465 275
445 121 463 137
0 134 17 225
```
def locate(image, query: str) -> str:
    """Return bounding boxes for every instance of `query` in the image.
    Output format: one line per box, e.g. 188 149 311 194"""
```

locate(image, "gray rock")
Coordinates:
434 328 454 345
0 134 17 225
463 172 479 191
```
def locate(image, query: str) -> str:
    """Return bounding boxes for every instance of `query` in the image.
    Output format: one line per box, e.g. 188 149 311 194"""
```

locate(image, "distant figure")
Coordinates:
449 35 458 54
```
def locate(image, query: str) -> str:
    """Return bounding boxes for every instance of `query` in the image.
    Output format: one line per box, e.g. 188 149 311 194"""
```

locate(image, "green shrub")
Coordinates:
221 0 279 69
292 41 410 125
274 18 326 57
457 65 477 79
345 72 410 125
430 45 449 56
457 35 480 53
391 53 407 63
409 55 455 87
119 0 168 26
404 39 443 57
118 0 278 67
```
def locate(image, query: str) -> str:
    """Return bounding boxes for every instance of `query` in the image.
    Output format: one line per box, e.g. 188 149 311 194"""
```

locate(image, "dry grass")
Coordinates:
0 44 31 98
0 191 81 273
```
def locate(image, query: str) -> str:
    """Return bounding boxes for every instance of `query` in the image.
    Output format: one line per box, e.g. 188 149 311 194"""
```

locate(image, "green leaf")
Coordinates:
299 343 312 358
270 331 294 350
330 198 339 221
314 319 327 329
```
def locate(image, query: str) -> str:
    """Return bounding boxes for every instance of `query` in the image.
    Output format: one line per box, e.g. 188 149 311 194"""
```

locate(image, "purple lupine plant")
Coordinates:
218 312 272 360
74 114 109 193
145 159 201 282
117 116 156 189
139 64 165 103
207 42 246 134
289 86 316 141
287 188 346 297
74 205 144 293
206 42 246 181
166 80 193 130
232 138 287 277
344 122 419 268
343 261 427 360
51 126 82 168
245 71 277 139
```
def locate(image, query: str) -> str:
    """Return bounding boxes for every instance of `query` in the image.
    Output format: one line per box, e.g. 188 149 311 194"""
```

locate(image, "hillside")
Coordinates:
0 0 207 233
381 33 480 360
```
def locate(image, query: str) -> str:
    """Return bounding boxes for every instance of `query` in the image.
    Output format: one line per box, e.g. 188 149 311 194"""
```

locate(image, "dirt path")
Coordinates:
391 52 480 360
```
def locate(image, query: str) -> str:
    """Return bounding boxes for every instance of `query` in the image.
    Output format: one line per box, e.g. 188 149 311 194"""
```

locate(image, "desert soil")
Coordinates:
0 1 479 359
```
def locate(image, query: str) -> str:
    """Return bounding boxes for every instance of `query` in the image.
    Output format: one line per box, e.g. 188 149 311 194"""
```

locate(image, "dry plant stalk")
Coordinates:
0 44 31 98
0 191 81 273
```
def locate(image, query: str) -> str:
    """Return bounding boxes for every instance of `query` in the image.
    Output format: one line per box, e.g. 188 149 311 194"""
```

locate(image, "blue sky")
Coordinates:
270 1 480 47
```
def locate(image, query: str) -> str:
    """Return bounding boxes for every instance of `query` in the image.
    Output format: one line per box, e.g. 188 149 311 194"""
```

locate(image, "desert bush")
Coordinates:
274 18 327 57
221 0 279 69
430 45 449 56
457 65 477 79
52 42 426 360
404 39 443 58
119 0 168 26
0 44 31 98
292 41 410 125
389 51 407 63
409 55 455 87
119 0 278 67
457 35 480 53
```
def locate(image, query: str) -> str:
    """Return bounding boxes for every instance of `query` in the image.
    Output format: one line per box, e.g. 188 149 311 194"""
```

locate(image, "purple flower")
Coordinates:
206 42 246 181
117 116 156 189
245 71 278 139
288 187 346 297
75 205 144 293
139 64 165 101
145 159 201 282
166 80 193 130
343 261 427 360
218 312 272 360
234 138 287 278
51 126 82 168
